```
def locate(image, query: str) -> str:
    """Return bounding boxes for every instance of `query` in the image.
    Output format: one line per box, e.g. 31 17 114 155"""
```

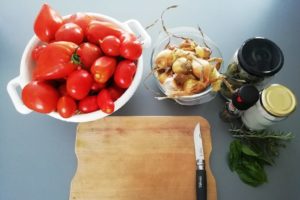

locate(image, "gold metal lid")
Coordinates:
261 84 297 117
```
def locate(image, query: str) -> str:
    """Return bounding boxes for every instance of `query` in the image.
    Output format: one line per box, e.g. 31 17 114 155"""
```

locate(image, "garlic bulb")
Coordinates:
192 58 210 79
154 49 174 69
162 77 179 95
172 57 192 74
183 79 198 93
195 46 211 59
158 72 170 84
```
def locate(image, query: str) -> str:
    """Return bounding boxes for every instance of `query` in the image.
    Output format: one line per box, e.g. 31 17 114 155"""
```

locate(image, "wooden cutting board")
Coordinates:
69 116 217 200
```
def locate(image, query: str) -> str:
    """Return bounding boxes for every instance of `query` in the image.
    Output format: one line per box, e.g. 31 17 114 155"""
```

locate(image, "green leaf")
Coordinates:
235 159 267 187
236 168 260 187
228 140 242 171
241 144 259 157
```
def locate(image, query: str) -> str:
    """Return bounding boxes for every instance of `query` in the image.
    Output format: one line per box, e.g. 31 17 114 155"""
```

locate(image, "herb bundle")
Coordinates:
228 125 294 186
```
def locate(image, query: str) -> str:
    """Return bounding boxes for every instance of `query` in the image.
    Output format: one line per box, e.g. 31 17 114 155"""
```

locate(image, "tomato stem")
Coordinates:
71 53 81 65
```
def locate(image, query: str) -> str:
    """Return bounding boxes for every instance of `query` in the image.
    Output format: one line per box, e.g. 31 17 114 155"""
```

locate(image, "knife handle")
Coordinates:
196 169 207 200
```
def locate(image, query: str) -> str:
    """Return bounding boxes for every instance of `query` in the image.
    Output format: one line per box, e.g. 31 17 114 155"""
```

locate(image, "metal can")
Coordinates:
220 37 284 100
241 84 297 130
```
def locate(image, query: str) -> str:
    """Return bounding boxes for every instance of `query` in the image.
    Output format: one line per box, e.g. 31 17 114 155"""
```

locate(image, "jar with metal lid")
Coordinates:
220 37 284 100
241 84 297 130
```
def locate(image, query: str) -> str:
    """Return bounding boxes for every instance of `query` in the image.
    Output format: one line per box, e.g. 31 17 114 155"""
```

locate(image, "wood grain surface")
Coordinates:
69 116 217 200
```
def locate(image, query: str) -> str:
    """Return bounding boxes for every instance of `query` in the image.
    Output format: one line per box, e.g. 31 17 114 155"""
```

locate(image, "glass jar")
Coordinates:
241 84 297 130
220 85 259 122
220 37 284 100
150 27 224 105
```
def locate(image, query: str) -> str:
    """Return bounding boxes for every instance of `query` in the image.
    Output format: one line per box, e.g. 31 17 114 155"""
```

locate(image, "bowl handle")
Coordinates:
124 19 152 48
7 76 32 114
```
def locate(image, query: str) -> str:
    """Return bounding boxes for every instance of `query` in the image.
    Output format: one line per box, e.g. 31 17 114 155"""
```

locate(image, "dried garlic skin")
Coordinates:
208 57 223 71
211 79 223 92
173 48 195 59
210 68 223 92
179 39 197 51
154 49 175 69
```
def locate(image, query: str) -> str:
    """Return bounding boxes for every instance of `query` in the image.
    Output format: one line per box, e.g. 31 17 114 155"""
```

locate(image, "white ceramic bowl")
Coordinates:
151 27 223 105
7 13 151 122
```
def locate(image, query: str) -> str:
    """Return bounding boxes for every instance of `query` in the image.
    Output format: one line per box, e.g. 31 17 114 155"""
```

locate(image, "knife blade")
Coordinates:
194 123 207 200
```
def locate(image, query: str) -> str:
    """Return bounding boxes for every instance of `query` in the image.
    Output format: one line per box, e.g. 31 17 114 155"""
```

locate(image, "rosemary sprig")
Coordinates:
229 128 294 141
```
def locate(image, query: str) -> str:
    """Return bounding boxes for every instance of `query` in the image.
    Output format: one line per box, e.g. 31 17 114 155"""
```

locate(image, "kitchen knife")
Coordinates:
194 123 207 200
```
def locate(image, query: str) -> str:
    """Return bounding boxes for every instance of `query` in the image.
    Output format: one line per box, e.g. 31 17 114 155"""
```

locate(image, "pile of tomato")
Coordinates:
22 4 143 118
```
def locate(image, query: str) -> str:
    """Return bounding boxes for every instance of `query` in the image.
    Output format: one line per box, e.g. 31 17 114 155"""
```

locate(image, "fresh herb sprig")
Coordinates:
228 125 294 186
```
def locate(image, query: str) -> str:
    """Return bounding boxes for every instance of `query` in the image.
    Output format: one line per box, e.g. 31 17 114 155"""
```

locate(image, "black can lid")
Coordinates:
237 37 284 77
232 85 259 110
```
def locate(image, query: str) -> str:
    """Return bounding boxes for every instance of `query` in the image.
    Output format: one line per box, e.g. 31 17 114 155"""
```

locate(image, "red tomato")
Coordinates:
34 4 63 42
78 96 99 113
119 32 137 42
91 81 106 92
90 56 117 84
120 38 142 60
99 35 121 56
22 81 59 113
64 12 94 34
67 69 93 100
86 21 123 44
107 84 125 101
97 89 114 114
57 96 77 118
33 41 78 80
31 44 47 61
55 23 84 44
114 60 137 88
76 43 102 68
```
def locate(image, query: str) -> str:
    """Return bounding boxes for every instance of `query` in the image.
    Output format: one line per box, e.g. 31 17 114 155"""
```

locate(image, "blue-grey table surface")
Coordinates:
1 0 299 199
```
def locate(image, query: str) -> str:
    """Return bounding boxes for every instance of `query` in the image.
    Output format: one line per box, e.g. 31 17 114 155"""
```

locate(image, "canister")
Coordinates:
241 84 297 130
219 85 259 122
220 37 284 99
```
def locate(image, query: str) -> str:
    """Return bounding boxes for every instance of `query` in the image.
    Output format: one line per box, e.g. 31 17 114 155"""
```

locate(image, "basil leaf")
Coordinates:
241 144 259 157
237 160 267 186
229 140 242 171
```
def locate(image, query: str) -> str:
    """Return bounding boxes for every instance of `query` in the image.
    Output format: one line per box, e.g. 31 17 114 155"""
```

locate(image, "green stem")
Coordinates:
71 53 81 65
231 133 294 140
